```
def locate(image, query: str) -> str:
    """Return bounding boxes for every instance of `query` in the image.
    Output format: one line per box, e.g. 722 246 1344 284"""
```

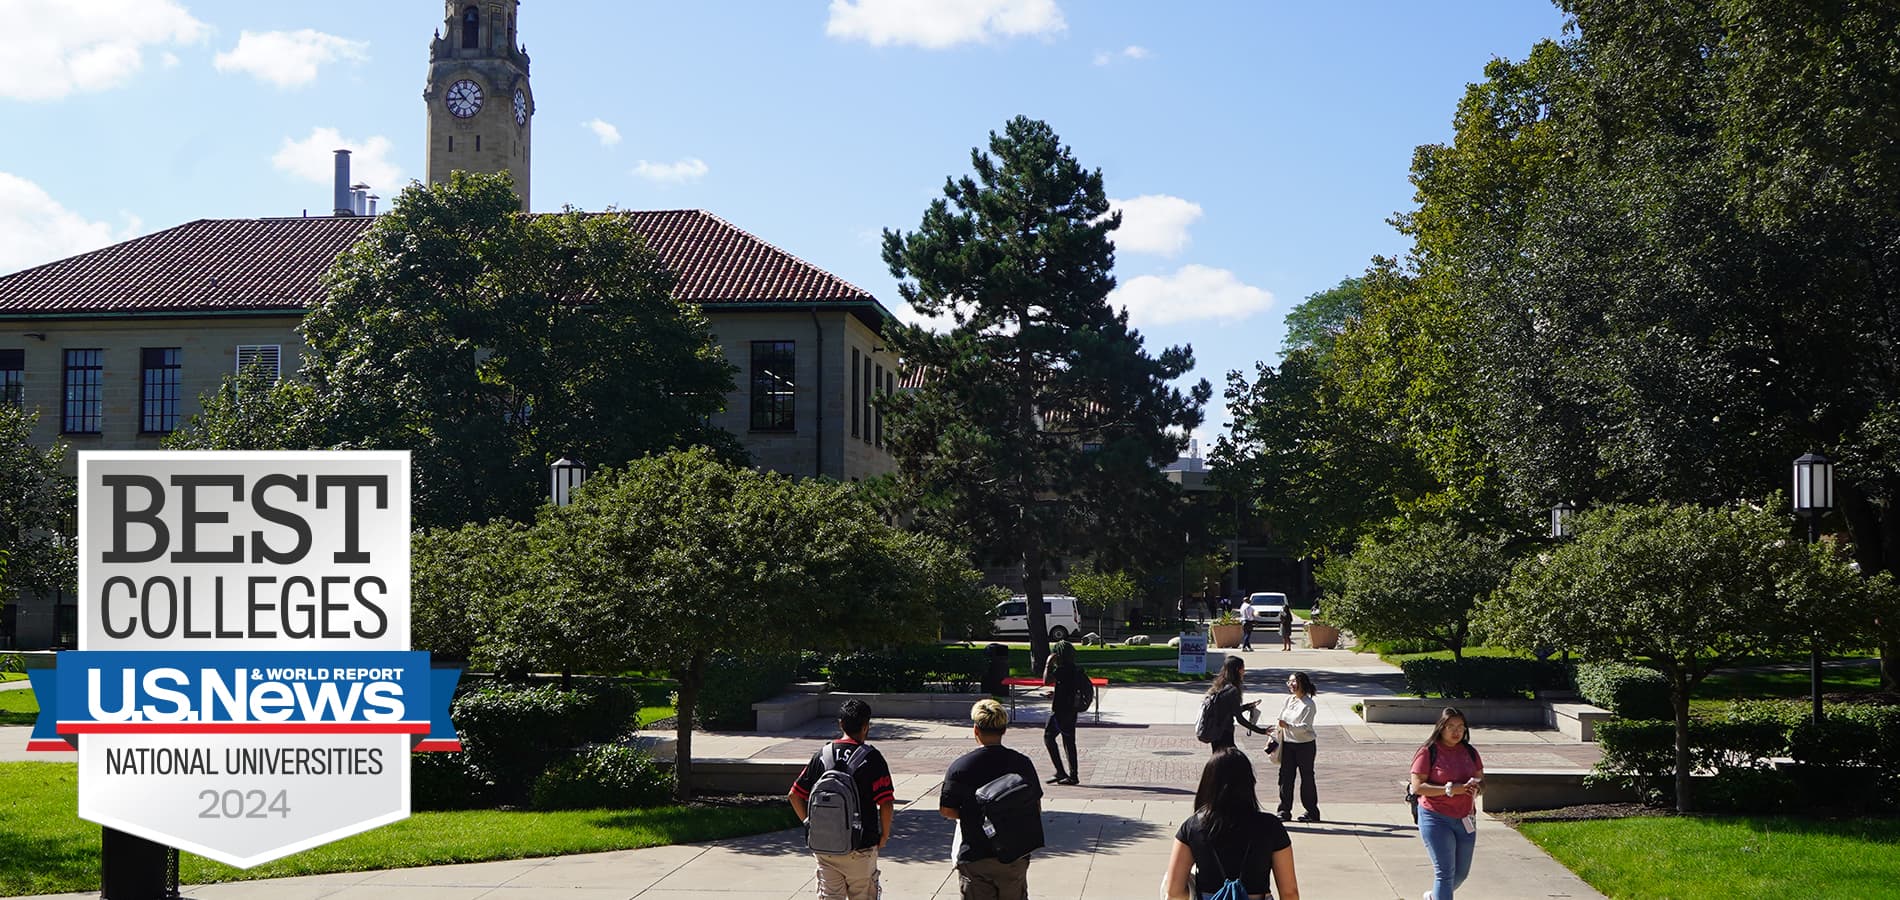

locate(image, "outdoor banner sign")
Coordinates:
1177 631 1207 674
26 451 461 868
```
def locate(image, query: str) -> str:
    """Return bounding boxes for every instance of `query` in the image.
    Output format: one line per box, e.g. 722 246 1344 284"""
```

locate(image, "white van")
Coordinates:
992 594 1084 641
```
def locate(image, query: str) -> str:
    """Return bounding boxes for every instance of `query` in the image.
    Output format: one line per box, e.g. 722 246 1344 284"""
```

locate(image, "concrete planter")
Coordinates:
1209 623 1243 649
754 688 989 731
1360 696 1548 726
1304 622 1340 649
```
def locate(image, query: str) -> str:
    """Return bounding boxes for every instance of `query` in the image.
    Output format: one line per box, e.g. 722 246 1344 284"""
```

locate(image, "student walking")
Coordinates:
789 699 896 900
940 699 1044 900
1273 672 1320 822
1411 707 1485 900
1197 656 1269 752
1239 597 1258 651
1160 747 1301 900
1042 641 1082 785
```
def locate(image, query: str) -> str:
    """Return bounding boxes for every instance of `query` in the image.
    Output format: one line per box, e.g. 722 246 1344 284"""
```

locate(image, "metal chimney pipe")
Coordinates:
367 195 379 216
333 150 352 216
351 187 366 217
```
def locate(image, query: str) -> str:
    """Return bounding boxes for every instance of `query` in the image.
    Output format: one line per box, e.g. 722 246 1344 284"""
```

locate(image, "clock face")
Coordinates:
445 79 483 118
513 89 527 126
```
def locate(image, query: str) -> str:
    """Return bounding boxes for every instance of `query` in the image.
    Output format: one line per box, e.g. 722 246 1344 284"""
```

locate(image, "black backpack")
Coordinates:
1073 670 1095 713
974 772 1045 863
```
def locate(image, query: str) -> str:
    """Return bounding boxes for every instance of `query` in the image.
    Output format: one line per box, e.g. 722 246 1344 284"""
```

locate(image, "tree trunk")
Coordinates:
1839 482 1899 690
1671 672 1694 814
1025 540 1049 674
673 654 703 801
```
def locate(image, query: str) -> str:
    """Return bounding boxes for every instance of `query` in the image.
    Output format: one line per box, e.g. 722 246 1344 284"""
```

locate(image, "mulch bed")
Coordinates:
1495 803 1670 824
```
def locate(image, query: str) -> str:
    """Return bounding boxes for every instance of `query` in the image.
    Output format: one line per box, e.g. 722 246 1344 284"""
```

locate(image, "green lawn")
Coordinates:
1518 815 1900 899
0 688 37 726
0 762 795 896
1375 645 1540 667
626 678 678 727
0 671 25 682
1089 665 1211 684
1693 662 1884 703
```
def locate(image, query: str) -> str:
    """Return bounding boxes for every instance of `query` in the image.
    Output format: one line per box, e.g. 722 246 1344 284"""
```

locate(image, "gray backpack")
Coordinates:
804 742 866 854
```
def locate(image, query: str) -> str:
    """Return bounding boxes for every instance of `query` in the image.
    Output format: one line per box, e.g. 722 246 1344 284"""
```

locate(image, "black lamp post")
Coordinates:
549 457 588 507
1793 451 1835 722
1550 500 1577 540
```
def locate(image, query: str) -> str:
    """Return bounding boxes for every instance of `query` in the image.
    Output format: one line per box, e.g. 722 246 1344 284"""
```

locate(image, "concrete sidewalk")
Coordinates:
0 646 1606 898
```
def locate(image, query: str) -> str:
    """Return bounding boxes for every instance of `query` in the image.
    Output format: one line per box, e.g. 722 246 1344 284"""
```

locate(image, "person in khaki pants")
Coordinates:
940 699 1042 899
790 700 895 899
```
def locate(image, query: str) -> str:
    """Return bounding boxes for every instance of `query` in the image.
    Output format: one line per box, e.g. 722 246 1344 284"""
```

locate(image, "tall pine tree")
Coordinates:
882 117 1209 668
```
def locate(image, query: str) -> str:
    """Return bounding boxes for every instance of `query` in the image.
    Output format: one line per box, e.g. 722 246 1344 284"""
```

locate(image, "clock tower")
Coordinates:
425 1 532 210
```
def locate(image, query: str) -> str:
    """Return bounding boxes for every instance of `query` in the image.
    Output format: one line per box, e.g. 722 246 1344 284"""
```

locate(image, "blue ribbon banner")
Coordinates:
28 651 460 752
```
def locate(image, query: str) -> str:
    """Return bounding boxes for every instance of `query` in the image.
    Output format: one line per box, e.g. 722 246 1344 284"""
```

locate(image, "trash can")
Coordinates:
982 642 1011 696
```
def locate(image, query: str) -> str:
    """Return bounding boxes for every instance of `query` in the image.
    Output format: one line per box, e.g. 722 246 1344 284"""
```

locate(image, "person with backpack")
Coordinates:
1197 656 1268 752
1041 640 1086 785
940 698 1044 899
788 699 896 900
1410 707 1485 900
1160 747 1300 900
1272 672 1321 823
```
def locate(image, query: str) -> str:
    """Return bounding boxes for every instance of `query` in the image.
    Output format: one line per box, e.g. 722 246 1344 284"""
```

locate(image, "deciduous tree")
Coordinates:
1315 521 1511 662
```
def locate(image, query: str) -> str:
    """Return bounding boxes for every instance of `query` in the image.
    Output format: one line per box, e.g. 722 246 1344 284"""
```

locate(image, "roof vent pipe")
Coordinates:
367 195 379 216
352 183 369 217
333 150 352 216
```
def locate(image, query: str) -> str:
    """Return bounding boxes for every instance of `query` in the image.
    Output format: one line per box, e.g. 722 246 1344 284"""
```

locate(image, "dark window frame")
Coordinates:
0 348 22 408
139 347 182 434
873 364 885 447
850 348 861 438
61 348 103 434
861 357 873 444
749 340 796 432
461 6 480 48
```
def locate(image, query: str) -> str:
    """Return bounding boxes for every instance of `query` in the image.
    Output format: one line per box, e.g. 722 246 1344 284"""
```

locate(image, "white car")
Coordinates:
1246 592 1289 628
992 595 1084 641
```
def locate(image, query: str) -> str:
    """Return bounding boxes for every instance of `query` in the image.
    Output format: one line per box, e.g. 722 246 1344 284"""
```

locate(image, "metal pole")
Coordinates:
1809 514 1824 723
100 829 168 900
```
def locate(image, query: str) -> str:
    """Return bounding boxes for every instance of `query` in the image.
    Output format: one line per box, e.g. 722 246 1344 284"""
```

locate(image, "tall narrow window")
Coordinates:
462 6 480 48
0 349 22 408
861 357 873 444
885 370 896 447
140 347 182 433
873 364 885 447
850 348 861 438
62 348 103 434
749 341 796 432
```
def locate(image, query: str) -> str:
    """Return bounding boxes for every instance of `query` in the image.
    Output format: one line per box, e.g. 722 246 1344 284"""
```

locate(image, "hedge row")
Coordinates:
1398 657 1571 699
1574 661 1671 719
1593 702 1900 812
414 679 666 811
696 651 799 729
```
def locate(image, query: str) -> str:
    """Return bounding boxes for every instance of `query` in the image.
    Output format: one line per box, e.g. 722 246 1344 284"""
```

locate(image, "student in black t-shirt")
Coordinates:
789 699 896 900
940 698 1042 900
1043 641 1081 785
1161 747 1299 900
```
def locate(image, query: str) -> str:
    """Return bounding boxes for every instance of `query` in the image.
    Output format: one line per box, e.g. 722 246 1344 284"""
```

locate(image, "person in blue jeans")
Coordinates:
1409 707 1484 900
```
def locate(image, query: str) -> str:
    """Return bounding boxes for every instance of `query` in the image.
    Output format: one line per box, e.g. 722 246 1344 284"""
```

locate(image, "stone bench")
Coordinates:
754 690 992 731
1478 767 1635 812
1545 701 1612 742
1360 697 1549 726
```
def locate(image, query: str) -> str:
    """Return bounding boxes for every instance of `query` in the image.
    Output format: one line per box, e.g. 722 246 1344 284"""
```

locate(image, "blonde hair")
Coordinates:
971 698 1010 733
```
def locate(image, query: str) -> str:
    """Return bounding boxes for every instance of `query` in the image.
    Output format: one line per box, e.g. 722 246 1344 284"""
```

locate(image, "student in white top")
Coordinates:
1270 671 1320 822
1239 599 1258 651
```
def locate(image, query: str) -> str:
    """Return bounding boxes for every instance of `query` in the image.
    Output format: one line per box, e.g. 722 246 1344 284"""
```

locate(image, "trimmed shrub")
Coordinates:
1789 704 1900 809
1399 656 1570 699
694 651 798 729
1574 661 1670 719
530 744 675 810
412 751 491 811
826 645 983 693
1592 709 1794 809
451 681 640 804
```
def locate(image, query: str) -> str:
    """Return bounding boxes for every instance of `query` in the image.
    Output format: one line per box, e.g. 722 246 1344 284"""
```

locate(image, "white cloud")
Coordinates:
583 118 622 147
0 0 206 101
1109 194 1203 257
0 173 143 274
894 300 959 333
632 158 709 185
1093 44 1150 66
213 29 368 89
160 52 181 69
1110 265 1275 327
271 127 403 194
826 0 1065 49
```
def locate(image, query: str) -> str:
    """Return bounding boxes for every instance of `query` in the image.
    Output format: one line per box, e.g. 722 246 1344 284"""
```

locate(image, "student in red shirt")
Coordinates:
790 700 896 900
1409 707 1485 900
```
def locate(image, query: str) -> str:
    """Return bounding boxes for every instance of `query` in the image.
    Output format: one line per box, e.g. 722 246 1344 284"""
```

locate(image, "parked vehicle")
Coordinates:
992 595 1084 641
1246 592 1289 627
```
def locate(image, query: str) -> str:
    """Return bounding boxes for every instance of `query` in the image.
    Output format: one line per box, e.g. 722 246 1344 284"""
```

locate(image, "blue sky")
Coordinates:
0 0 1569 448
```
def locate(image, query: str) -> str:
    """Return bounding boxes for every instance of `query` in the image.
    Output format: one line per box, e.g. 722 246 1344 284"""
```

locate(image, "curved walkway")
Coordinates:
0 647 1605 899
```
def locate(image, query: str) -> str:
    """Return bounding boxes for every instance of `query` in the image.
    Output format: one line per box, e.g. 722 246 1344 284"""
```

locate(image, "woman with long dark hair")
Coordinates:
1202 656 1269 751
1410 707 1485 899
1160 747 1299 900
1043 640 1081 785
1273 671 1319 822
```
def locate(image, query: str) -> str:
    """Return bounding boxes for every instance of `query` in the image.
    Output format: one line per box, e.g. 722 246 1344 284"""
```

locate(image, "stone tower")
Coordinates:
424 0 532 210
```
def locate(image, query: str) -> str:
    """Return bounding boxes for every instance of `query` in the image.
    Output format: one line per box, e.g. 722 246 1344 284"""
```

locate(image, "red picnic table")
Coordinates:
1001 675 1109 724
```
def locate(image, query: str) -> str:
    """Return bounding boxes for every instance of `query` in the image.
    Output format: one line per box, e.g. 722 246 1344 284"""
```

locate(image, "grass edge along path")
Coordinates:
0 762 795 896
1516 814 1900 900
0 688 36 726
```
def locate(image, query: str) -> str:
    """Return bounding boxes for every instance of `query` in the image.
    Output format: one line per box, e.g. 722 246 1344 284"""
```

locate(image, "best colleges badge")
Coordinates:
27 451 461 868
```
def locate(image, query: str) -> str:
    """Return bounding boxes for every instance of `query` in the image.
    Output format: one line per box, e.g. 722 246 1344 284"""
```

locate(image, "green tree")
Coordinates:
0 406 73 604
1279 277 1365 362
881 116 1210 669
1315 521 1511 662
172 172 742 528
1483 501 1882 812
540 449 986 798
1063 567 1137 640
